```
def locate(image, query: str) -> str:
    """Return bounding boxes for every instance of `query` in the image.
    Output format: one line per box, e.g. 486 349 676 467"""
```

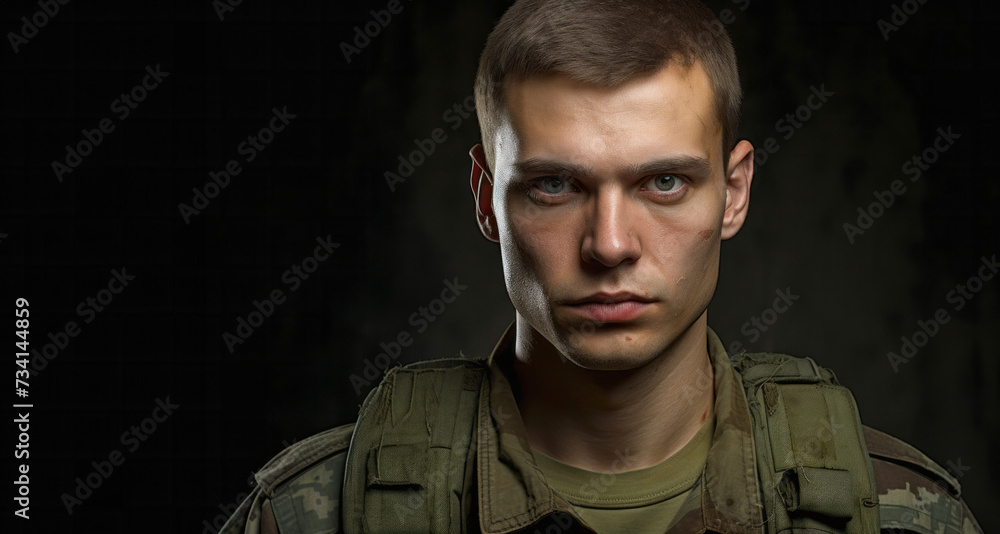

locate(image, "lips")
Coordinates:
565 292 655 323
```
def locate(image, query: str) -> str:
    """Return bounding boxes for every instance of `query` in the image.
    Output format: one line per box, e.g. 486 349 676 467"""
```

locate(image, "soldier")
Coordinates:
221 0 982 532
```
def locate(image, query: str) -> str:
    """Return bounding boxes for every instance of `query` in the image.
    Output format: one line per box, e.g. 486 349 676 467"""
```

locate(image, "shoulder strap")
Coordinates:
219 423 355 534
864 426 983 534
258 424 355 494
342 358 487 534
732 352 880 534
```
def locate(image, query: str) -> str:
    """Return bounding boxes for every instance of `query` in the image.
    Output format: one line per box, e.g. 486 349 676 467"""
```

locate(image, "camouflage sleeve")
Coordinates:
265 452 347 533
864 427 983 534
218 424 355 534
216 490 281 534
871 457 982 534
217 486 267 534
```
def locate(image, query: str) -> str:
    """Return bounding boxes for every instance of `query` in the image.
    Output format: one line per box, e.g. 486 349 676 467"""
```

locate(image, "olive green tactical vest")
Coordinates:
339 352 880 533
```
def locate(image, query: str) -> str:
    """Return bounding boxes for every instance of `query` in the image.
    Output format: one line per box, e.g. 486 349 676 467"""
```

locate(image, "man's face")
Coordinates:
475 61 751 371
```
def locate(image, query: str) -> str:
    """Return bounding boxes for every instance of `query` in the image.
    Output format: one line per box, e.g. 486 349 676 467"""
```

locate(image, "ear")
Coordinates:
721 140 754 240
469 144 500 242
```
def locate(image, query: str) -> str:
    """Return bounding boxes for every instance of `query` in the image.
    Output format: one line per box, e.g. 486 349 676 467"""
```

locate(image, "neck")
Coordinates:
512 314 715 473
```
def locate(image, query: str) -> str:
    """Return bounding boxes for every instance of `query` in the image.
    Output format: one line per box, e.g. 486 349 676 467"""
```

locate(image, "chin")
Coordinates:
558 326 665 371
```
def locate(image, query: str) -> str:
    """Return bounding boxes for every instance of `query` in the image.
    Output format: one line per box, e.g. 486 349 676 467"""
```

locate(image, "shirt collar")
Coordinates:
700 328 765 533
477 322 579 533
477 322 763 534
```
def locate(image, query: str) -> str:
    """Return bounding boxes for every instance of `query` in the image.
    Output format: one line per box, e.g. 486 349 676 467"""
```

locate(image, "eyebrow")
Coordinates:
514 155 713 180
514 159 596 179
627 156 713 178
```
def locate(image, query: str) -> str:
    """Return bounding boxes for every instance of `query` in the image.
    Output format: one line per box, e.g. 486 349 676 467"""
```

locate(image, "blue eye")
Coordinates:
539 176 571 194
648 174 681 192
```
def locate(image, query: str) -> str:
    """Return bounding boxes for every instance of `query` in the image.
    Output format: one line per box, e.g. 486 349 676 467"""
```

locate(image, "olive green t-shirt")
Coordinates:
532 413 716 534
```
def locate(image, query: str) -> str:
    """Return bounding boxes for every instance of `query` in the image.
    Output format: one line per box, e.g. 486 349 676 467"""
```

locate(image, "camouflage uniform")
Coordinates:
220 325 982 533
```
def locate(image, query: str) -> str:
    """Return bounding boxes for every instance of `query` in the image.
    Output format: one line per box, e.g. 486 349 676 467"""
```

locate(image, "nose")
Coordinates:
581 188 641 268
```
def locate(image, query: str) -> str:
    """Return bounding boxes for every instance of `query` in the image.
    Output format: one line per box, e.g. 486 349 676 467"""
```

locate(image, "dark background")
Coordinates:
3 0 998 532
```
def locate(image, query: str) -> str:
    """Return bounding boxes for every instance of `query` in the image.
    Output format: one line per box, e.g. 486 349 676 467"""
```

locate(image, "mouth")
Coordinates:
564 292 656 323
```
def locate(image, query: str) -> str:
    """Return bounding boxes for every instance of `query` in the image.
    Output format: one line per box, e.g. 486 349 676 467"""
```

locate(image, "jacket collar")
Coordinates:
477 322 763 534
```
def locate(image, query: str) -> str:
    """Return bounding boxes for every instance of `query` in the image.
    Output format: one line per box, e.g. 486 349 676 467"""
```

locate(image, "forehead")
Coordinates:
501 62 721 171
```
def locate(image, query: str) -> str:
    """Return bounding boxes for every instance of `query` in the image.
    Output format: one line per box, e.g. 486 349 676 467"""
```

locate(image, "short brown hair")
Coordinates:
474 0 742 172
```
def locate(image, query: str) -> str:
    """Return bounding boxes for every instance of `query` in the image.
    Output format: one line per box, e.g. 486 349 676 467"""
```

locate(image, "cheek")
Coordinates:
500 227 560 326
499 186 578 279
645 203 722 286
496 203 552 303
504 209 576 283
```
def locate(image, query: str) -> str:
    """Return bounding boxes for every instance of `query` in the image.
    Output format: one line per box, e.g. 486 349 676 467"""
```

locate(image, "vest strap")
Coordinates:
734 352 879 533
341 359 486 534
